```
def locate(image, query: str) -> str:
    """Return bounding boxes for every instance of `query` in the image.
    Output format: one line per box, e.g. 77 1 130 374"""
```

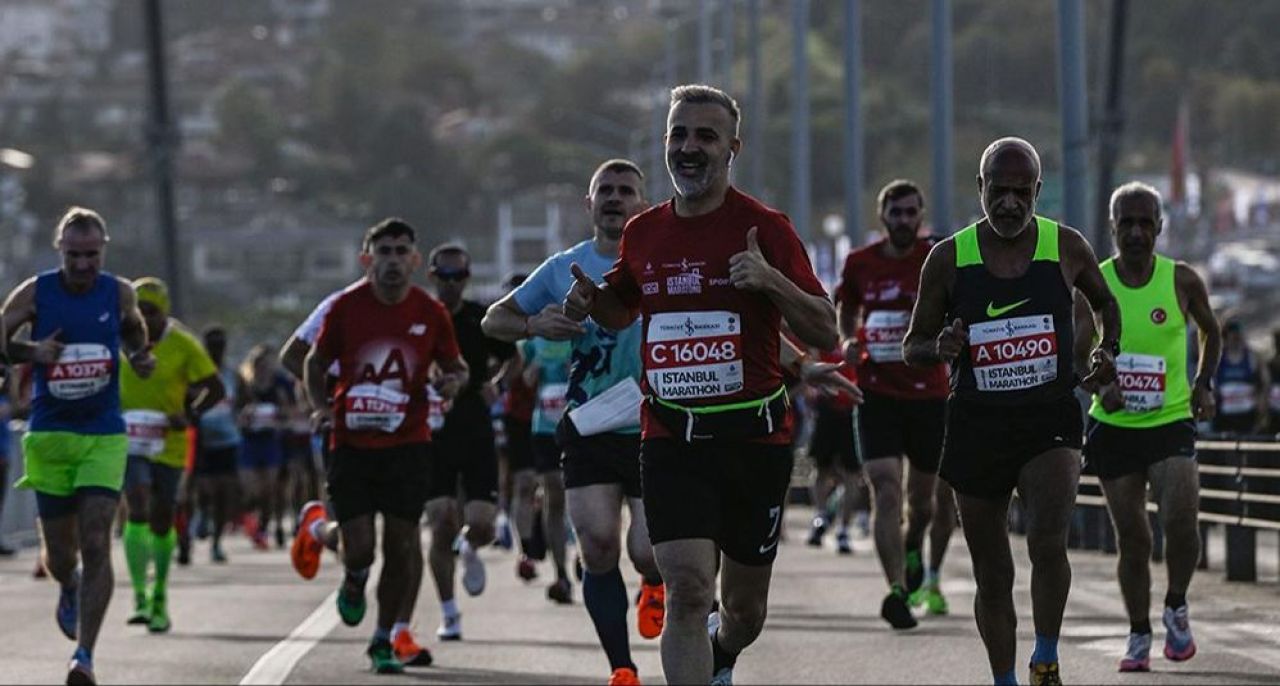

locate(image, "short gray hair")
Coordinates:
979 137 1042 180
670 84 741 137
1109 181 1163 221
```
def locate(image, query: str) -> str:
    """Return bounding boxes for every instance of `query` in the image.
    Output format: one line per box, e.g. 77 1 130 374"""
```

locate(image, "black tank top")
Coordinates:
948 217 1076 406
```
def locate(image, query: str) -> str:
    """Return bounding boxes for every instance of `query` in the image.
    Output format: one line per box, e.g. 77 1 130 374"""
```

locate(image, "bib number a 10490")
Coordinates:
969 315 1059 392
645 311 743 401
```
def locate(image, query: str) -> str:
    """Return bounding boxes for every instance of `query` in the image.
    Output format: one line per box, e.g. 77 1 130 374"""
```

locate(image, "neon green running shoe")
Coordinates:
148 593 171 633
127 592 150 626
336 583 367 627
904 548 924 593
366 638 405 674
918 583 949 616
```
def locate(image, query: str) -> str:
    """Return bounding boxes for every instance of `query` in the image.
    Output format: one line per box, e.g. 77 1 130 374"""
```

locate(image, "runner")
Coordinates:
1211 320 1267 435
422 243 515 641
234 344 294 550
292 218 467 673
564 88 854 685
1076 181 1220 672
484 158 665 685
1 207 157 685
903 138 1120 686
835 180 955 628
118 277 225 633
193 326 240 563
802 346 863 557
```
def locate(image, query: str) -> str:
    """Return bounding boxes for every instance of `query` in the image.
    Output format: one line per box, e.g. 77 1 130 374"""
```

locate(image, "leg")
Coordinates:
652 539 719 684
463 500 497 548
540 470 569 581
75 494 120 654
1100 472 1152 631
1017 448 1081 660
425 497 460 604
904 463 938 552
1149 458 1200 602
716 555 774 655
569 484 635 672
378 515 418 633
122 457 153 611
511 469 538 548
397 525 424 625
38 511 80 586
957 493 1017 676
863 457 906 588
928 479 958 571
625 497 660 582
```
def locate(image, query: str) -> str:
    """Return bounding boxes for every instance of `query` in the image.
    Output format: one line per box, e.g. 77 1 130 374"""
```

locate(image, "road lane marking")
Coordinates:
239 590 338 685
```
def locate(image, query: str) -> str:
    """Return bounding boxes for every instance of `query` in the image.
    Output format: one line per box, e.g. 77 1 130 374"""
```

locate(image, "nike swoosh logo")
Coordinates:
986 298 1030 318
758 540 779 555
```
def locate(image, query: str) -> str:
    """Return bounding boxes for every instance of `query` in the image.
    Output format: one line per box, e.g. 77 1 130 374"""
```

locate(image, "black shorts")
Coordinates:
195 445 238 476
124 455 183 505
503 417 534 473
531 433 562 474
641 438 793 566
858 389 946 472
808 405 859 472
426 398 499 503
327 442 431 524
939 394 1083 501
1083 418 1197 480
557 418 642 498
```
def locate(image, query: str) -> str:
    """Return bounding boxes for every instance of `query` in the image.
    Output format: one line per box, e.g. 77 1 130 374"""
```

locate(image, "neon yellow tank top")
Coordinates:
1089 255 1192 427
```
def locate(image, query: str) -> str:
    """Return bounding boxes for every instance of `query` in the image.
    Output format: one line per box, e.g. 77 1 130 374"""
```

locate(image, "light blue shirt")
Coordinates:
513 239 642 434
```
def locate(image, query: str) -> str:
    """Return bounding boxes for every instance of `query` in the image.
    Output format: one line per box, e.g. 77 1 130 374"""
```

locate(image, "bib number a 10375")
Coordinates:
645 311 744 401
48 343 114 400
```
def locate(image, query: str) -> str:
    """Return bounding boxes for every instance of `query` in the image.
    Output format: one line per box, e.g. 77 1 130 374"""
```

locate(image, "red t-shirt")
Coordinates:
504 372 535 423
604 187 827 443
315 282 461 450
835 238 949 400
814 348 860 411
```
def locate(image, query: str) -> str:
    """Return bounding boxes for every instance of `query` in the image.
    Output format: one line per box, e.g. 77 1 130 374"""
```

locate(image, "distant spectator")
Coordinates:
1212 320 1268 434
1267 329 1280 434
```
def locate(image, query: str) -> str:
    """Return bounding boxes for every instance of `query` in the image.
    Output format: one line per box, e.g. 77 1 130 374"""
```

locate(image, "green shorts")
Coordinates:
17 431 129 496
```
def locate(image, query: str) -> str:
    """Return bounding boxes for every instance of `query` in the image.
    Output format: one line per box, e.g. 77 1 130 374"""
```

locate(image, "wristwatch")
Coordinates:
1098 339 1120 357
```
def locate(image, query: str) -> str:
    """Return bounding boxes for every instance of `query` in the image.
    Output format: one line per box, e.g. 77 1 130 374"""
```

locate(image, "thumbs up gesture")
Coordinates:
31 328 65 365
935 318 967 363
563 262 600 323
728 226 777 292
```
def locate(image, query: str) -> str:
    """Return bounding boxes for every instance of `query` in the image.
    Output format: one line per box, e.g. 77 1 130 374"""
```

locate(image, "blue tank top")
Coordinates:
30 270 125 435
1215 349 1260 417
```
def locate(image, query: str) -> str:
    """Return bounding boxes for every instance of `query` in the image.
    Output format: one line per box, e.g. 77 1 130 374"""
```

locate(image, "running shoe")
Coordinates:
66 648 94 686
879 587 917 630
291 501 327 580
908 582 949 616
148 593 171 634
436 613 462 641
516 556 538 582
707 611 733 686
494 512 514 551
211 544 228 564
835 530 853 555
392 629 434 667
609 666 641 685
1029 661 1062 686
456 537 487 597
903 547 924 593
636 581 665 639
366 638 405 674
547 577 573 605
1119 632 1152 672
127 591 150 626
854 511 871 538
806 516 827 547
336 579 367 627
56 576 79 640
1162 604 1197 661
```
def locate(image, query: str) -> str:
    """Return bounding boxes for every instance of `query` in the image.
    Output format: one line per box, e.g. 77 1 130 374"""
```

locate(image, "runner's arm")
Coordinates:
302 346 333 415
279 334 311 380
903 241 955 367
117 279 149 357
185 373 226 421
836 297 864 366
433 355 470 401
1071 289 1097 374
1064 230 1121 351
1176 262 1221 410
0 278 37 362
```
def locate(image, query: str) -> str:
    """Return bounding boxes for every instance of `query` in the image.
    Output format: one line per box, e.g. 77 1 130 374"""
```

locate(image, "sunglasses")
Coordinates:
432 269 470 282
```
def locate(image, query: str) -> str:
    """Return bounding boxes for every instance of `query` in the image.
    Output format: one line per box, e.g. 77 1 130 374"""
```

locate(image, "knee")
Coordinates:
1114 523 1153 560
1026 529 1069 567
344 540 376 570
44 544 78 579
513 474 537 500
466 519 495 545
907 493 935 523
663 569 716 621
974 564 1015 601
1162 510 1199 541
429 513 460 549
721 592 768 634
579 532 621 573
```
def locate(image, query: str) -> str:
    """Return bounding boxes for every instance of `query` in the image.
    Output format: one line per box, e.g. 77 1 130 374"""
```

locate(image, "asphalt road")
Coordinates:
1 510 1278 685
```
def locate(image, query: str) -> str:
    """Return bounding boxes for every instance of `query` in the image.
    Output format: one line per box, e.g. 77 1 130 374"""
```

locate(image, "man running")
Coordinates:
802 346 862 557
565 86 848 685
293 218 467 673
1 207 156 685
1076 181 1220 672
484 158 664 686
903 138 1119 686
835 179 955 628
119 277 225 633
193 326 240 563
1212 320 1267 435
423 243 514 640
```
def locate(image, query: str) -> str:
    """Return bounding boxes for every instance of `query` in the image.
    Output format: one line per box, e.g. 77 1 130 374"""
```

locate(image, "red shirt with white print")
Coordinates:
315 281 461 450
836 238 949 400
604 187 827 444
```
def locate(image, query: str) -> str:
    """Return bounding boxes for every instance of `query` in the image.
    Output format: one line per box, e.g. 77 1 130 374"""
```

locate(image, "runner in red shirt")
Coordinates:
565 84 852 685
291 218 467 674
835 180 956 628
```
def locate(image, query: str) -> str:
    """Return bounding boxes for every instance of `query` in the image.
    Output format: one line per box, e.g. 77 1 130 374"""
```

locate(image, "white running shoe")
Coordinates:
1162 605 1197 661
436 613 462 641
1118 632 1151 672
457 537 487 597
707 611 733 685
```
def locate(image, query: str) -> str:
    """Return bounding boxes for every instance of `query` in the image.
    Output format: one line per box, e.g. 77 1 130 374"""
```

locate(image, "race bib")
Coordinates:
537 382 570 424
1115 353 1166 413
863 310 910 363
645 311 744 401
426 386 447 431
247 403 280 432
47 343 114 400
345 383 408 433
124 409 168 457
969 315 1058 392
1219 381 1256 415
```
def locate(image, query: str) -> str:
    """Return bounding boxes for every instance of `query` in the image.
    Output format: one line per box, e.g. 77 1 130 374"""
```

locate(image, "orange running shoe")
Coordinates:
392 629 434 667
636 582 665 639
609 666 641 686
290 501 327 580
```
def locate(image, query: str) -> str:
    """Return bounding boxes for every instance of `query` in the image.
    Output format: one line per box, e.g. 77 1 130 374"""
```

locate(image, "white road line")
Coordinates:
239 590 339 685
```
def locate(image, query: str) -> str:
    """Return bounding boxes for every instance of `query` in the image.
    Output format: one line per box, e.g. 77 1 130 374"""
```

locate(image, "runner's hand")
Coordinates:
1098 382 1125 413
935 318 967 362
840 337 863 366
31 328 65 365
529 303 585 340
1192 382 1215 421
800 359 863 404
433 372 466 401
309 407 334 432
129 344 157 379
564 263 599 323
729 226 778 292
1079 345 1117 392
